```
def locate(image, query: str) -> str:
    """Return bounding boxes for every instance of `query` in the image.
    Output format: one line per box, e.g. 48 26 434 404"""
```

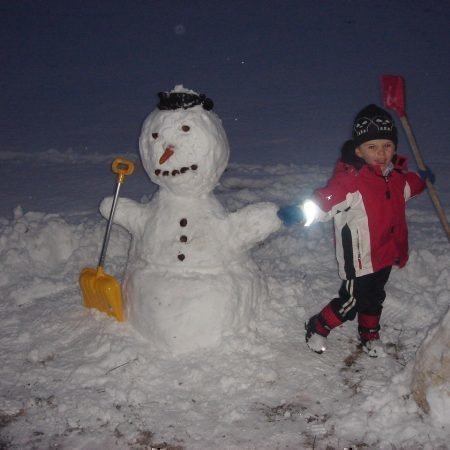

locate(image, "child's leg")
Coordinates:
305 279 360 353
307 267 392 355
356 266 392 343
310 278 359 337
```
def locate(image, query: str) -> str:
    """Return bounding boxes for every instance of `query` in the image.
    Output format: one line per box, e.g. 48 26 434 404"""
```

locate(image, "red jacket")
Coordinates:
312 156 425 279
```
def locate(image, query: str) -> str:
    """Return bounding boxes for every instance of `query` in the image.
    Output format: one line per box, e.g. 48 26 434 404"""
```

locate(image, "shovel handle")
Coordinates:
112 158 135 184
98 158 135 268
399 117 426 170
399 116 450 241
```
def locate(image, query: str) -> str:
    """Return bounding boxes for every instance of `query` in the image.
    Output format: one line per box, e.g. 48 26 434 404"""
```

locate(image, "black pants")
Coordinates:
330 266 392 321
316 266 392 339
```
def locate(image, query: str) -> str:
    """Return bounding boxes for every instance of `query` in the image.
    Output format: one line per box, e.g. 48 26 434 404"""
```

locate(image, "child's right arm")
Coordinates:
312 172 355 219
278 172 357 227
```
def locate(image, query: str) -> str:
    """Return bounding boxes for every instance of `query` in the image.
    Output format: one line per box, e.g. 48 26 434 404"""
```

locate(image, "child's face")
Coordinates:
355 139 395 172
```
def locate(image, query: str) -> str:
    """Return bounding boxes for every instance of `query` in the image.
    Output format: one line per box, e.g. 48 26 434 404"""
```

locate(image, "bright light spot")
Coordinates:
302 200 319 227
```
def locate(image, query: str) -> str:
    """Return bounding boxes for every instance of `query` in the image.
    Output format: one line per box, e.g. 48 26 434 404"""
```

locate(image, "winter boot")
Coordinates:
358 313 385 357
305 315 327 354
361 339 386 358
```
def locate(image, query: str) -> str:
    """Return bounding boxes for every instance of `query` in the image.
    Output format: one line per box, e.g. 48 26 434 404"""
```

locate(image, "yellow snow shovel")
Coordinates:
79 157 135 321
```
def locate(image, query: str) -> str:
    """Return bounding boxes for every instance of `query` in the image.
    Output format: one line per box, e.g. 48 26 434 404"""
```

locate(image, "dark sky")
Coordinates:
1 0 449 165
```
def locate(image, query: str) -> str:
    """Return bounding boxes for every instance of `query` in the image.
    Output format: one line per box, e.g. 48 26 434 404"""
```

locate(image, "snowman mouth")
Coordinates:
154 164 198 177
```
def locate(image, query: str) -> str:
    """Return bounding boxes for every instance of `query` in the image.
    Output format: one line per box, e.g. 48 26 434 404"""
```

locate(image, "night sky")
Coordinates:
1 0 449 165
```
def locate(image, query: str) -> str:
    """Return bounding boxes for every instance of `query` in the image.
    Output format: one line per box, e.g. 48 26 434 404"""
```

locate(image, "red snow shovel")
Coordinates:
79 158 135 320
381 75 450 241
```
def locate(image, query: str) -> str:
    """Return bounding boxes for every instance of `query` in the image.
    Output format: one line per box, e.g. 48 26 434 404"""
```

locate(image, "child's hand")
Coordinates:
418 166 436 184
277 205 304 226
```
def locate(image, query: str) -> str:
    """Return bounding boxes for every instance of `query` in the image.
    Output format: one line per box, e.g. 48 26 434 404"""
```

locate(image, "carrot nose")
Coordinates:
159 147 174 165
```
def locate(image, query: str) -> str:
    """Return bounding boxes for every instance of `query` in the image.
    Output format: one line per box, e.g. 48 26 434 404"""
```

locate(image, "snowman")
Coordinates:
100 85 281 354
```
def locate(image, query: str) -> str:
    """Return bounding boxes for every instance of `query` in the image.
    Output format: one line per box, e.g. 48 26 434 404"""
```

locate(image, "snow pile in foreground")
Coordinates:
0 163 449 449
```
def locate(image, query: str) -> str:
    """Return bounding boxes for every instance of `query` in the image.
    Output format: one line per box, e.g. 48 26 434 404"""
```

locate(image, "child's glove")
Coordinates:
277 205 304 226
418 166 436 184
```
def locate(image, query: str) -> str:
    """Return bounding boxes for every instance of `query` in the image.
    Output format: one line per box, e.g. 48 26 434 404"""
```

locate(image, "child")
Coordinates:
278 104 433 357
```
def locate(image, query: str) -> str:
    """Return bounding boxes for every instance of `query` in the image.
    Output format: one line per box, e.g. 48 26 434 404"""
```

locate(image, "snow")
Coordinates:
411 305 450 419
1 149 449 449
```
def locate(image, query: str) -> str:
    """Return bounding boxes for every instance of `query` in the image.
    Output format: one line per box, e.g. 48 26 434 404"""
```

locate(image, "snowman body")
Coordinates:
101 86 281 353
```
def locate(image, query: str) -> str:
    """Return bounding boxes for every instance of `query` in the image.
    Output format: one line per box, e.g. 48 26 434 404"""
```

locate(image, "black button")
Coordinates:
180 235 188 242
178 254 185 261
180 218 187 227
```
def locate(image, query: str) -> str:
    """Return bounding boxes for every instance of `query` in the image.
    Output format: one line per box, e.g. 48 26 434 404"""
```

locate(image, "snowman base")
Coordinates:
124 264 266 354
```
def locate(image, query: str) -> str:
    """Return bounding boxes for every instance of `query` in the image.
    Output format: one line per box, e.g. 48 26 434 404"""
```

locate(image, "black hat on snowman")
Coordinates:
352 104 398 147
157 88 214 111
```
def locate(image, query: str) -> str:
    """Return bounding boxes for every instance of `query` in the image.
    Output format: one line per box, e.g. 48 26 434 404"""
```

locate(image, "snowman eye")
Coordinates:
152 132 159 139
181 125 190 132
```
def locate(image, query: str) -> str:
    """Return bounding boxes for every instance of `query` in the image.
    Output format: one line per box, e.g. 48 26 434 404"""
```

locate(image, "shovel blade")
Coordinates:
381 74 406 117
79 267 124 321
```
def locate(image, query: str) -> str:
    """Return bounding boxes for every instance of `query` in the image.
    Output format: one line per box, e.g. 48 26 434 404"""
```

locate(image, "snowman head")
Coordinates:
139 86 230 197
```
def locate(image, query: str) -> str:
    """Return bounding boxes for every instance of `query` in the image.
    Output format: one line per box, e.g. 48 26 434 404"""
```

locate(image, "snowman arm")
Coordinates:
229 202 281 249
99 196 144 233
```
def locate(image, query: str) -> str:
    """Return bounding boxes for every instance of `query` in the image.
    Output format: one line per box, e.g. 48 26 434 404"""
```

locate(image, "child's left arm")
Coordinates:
417 166 436 184
403 171 427 200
